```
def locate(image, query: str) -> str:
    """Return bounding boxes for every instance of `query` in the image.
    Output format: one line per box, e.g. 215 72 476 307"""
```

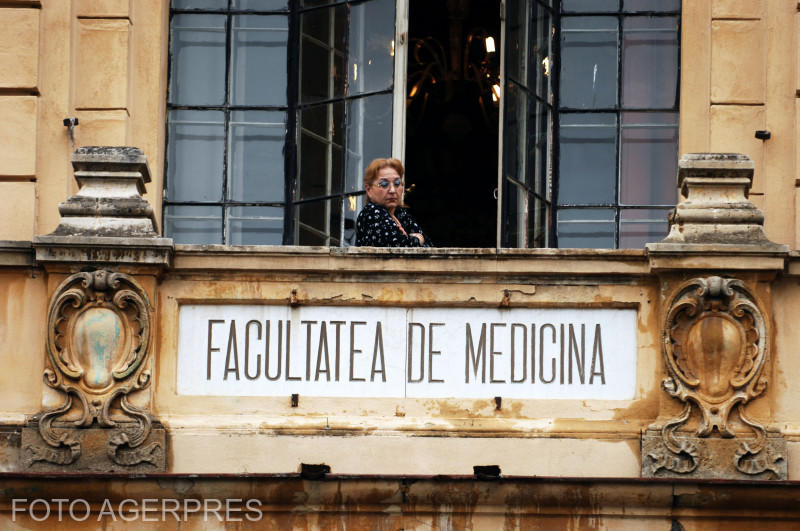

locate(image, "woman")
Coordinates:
356 158 433 247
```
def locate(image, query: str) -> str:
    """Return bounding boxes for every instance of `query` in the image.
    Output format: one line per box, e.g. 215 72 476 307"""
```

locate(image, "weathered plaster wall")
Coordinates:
0 0 167 241
679 0 799 247
152 249 660 476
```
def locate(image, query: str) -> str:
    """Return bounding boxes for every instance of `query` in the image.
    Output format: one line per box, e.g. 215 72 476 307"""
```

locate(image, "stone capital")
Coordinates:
647 153 787 272
33 146 173 269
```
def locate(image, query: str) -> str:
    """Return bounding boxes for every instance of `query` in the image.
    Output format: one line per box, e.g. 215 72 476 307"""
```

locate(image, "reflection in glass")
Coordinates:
503 82 527 186
502 180 524 247
529 196 549 248
505 0 529 88
622 17 678 109
347 0 395 97
299 6 346 104
620 112 678 206
228 111 286 202
558 113 617 205
533 101 551 199
228 206 284 245
298 198 342 246
619 208 670 248
533 3 552 99
170 14 226 105
560 17 618 109
557 208 615 248
345 93 393 194
167 110 224 202
298 102 344 202
231 16 288 106
165 205 222 244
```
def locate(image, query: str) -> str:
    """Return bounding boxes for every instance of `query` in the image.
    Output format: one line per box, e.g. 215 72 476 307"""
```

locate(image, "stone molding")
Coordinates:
647 153 788 272
33 146 173 268
643 153 787 480
21 269 165 472
642 276 785 480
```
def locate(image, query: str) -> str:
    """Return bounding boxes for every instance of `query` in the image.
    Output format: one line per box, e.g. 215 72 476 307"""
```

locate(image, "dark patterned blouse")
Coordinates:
355 202 433 247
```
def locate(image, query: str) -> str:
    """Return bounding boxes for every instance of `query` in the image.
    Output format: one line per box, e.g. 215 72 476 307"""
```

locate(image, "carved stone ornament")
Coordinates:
642 276 786 479
21 270 165 472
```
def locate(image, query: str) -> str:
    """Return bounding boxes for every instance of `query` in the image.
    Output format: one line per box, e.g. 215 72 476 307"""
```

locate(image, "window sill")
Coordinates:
171 244 650 276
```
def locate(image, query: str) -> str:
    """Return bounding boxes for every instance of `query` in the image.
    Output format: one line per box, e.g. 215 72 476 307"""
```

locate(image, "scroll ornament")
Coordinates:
645 276 784 478
23 270 161 468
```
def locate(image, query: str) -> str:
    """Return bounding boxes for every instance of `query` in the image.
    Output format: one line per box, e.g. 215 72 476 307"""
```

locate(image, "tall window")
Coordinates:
555 0 680 248
165 0 679 248
165 0 395 245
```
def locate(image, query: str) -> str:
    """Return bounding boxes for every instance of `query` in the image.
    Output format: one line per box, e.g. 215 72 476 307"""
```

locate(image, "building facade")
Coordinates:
2 0 800 528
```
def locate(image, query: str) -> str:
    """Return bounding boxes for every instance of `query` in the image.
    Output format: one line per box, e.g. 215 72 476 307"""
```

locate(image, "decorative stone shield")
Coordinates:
642 276 785 479
21 270 164 471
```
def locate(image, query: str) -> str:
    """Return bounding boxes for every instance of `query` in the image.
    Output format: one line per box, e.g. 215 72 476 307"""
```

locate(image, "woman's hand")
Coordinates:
410 233 424 245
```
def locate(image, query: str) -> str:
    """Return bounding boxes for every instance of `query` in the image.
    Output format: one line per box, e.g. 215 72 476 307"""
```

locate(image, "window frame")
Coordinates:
554 2 681 249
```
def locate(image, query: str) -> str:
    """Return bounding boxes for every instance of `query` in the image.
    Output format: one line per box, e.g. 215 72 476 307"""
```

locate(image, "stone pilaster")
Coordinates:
24 146 171 472
643 153 789 480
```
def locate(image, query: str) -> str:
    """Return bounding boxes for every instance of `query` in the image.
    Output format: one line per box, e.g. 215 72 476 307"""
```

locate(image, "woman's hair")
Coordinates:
363 158 404 188
363 158 407 207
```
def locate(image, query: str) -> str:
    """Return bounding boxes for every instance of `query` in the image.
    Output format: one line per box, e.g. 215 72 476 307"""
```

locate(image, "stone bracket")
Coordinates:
21 423 166 473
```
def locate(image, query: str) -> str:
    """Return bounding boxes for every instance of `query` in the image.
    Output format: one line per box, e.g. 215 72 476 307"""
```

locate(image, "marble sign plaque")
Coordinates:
177 305 637 399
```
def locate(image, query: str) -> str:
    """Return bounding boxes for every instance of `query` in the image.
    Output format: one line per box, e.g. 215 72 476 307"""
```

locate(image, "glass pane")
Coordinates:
165 205 222 244
299 6 346 104
533 2 553 99
620 112 678 205
619 208 670 248
298 102 344 201
622 16 679 109
345 93 393 194
172 0 227 11
297 198 342 246
301 0 337 7
560 17 618 109
557 208 615 248
167 110 224 201
228 206 284 245
170 14 226 105
300 102 344 146
298 132 336 200
502 180 526 247
505 0 529 88
533 101 551 197
558 113 616 205
233 0 289 10
342 194 363 246
228 110 286 202
561 0 619 13
529 196 550 248
347 0 395 96
503 82 528 185
624 0 680 12
231 15 288 106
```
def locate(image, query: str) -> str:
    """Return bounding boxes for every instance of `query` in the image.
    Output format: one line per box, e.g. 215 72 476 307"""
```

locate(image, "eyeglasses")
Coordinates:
374 178 403 189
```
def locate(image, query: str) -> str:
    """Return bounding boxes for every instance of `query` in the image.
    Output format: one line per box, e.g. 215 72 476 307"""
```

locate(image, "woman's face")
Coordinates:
366 166 403 213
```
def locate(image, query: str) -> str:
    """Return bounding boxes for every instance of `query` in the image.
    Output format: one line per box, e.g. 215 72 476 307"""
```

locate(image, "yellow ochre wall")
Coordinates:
1 1 800 528
0 0 167 240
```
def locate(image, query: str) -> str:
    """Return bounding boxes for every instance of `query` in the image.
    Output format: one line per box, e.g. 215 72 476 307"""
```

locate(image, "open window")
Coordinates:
164 0 679 248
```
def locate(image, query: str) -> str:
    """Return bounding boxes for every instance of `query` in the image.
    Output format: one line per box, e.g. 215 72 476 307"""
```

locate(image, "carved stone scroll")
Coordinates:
21 269 165 472
642 276 785 479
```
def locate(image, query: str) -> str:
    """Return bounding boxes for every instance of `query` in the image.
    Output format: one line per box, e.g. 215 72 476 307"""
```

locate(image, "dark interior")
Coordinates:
404 0 501 247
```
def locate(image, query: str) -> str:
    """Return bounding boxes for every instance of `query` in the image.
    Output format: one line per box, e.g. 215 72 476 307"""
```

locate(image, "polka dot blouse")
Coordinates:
355 202 433 247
